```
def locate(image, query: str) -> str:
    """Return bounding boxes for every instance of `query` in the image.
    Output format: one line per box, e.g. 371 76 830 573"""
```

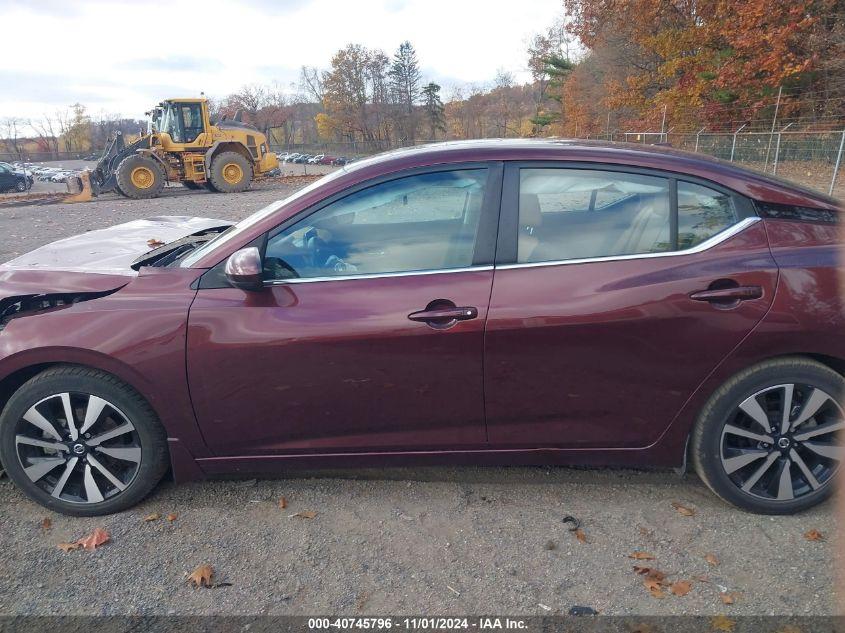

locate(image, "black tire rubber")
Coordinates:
208 151 253 193
15 180 26 192
182 181 203 190
0 365 169 516
691 356 843 515
115 154 166 199
204 181 219 193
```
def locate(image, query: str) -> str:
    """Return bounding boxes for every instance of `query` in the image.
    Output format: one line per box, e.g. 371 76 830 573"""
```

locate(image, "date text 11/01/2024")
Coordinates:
307 618 529 630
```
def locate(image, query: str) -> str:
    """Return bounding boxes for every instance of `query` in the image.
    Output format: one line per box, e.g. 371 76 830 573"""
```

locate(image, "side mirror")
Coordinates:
225 247 264 292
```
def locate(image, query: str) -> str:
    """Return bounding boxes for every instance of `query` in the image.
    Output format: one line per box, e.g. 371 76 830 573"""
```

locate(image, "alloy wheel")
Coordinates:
720 384 843 501
13 392 142 504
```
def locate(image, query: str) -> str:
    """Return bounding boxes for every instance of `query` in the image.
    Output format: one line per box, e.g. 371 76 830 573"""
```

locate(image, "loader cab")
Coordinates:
155 99 210 147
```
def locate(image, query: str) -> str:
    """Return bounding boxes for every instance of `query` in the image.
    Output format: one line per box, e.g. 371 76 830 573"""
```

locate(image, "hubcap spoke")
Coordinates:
87 423 134 447
741 452 779 492
723 450 768 474
802 442 843 461
793 421 845 442
776 458 794 500
96 446 141 463
790 448 821 490
60 393 79 441
22 406 63 441
83 464 105 502
87 454 127 491
780 384 795 435
791 388 832 431
15 435 68 452
723 424 773 444
51 457 79 498
739 395 773 433
80 395 109 435
23 457 65 482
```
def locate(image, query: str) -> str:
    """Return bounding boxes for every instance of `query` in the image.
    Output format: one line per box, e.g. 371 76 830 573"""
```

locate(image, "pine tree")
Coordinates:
389 41 422 142
421 82 446 139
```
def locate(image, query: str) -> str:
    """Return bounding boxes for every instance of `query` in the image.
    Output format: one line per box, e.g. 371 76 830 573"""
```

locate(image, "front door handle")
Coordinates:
408 301 478 330
690 285 763 302
408 306 478 323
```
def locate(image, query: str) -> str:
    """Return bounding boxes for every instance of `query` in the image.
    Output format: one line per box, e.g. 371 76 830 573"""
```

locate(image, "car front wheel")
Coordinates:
0 366 169 516
692 357 843 514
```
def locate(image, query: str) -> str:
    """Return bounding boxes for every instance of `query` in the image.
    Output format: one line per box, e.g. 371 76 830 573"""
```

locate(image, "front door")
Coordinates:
188 165 501 455
485 164 778 448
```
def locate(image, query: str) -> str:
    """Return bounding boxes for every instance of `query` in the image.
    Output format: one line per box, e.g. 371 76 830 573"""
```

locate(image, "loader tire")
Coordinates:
116 155 165 199
209 151 252 193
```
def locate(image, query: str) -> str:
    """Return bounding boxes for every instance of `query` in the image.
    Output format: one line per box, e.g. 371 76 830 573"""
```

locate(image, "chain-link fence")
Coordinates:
624 130 845 198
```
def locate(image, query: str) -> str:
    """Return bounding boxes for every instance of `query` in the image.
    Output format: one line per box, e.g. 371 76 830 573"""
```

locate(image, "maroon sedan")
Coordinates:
0 140 842 516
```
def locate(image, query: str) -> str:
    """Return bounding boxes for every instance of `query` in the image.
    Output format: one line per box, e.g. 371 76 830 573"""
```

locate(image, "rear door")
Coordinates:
484 163 778 448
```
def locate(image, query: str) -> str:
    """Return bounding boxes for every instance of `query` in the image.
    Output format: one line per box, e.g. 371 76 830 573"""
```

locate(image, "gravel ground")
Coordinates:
0 178 840 616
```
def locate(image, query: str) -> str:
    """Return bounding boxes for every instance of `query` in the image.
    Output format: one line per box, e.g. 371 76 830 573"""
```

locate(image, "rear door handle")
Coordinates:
408 306 478 323
690 285 763 302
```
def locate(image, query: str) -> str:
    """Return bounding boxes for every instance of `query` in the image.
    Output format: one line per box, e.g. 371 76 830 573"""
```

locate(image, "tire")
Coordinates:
15 180 26 192
208 151 252 193
0 366 169 516
204 182 219 193
691 357 844 514
115 154 166 199
182 181 202 190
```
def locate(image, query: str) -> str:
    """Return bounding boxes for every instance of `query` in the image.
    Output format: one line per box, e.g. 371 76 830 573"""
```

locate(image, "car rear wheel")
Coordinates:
692 357 843 514
0 366 169 516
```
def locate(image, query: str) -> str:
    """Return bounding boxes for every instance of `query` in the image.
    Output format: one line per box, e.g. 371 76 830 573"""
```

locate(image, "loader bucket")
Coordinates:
64 170 94 203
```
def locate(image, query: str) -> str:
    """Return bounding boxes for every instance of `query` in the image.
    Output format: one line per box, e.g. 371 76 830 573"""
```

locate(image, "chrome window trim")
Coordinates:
497 216 760 271
264 265 494 286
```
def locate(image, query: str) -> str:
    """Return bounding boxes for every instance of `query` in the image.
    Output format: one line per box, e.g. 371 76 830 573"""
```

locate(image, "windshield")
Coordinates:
159 103 178 139
180 167 351 268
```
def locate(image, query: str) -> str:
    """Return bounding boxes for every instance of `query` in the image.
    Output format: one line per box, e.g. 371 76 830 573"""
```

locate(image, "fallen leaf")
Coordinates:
671 580 692 596
694 574 710 583
57 542 80 553
187 564 214 588
574 529 588 544
804 529 824 541
147 239 165 248
544 540 556 550
166 513 177 522
292 510 317 519
671 502 696 516
629 551 655 560
41 518 52 529
76 527 110 551
143 513 161 522
711 615 736 631
705 553 720 566
720 592 735 605
643 578 665 598
278 497 288 509
633 566 666 582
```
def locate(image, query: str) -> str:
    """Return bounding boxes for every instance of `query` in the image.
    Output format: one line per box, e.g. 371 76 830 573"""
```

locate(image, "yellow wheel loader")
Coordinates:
90 98 278 199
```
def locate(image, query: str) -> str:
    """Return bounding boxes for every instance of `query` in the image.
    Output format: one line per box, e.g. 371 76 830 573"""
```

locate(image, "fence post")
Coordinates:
772 123 793 175
730 124 746 162
830 129 845 197
694 127 705 153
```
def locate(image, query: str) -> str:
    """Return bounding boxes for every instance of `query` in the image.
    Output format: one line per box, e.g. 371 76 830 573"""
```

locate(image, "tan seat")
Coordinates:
518 193 543 262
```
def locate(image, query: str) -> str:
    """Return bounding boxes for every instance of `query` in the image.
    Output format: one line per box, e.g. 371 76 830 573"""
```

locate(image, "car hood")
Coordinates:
0 216 232 276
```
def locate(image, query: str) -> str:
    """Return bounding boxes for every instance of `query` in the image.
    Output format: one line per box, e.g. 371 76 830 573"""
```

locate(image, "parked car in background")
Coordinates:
0 139 842 517
307 154 325 164
0 162 33 192
283 153 301 163
318 155 338 165
333 157 349 166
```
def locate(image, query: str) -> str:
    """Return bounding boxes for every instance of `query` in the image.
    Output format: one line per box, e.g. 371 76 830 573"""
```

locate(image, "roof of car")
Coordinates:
339 139 839 209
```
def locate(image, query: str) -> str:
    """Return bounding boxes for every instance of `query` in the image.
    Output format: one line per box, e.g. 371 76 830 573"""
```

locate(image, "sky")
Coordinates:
0 0 563 123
